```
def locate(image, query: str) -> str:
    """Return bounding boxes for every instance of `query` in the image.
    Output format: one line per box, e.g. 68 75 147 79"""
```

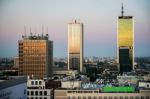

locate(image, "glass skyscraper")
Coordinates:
68 20 83 72
117 4 134 73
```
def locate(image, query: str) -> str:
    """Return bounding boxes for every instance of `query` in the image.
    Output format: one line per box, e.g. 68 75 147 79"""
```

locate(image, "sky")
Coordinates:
0 0 150 57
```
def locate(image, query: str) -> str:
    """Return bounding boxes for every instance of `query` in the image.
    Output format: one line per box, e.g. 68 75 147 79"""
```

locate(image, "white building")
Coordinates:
117 75 143 85
53 70 78 77
61 81 81 89
27 78 53 99
139 81 150 89
0 76 27 99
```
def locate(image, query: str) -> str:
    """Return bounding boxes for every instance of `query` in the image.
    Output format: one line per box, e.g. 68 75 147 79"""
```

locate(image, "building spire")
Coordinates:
121 3 124 16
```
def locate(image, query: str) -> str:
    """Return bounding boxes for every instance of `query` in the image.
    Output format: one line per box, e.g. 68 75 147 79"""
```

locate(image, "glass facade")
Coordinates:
118 16 134 73
19 39 53 79
68 20 83 72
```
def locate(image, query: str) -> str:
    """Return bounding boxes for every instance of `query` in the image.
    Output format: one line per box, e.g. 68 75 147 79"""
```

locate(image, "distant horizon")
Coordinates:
0 0 150 57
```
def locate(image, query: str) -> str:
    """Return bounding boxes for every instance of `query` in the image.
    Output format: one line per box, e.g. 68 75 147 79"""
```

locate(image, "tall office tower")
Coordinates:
117 3 134 73
68 20 83 72
18 33 53 79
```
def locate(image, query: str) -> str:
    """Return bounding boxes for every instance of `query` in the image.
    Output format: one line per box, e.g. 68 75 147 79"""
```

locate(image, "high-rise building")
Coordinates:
18 33 53 79
117 3 134 73
68 20 83 72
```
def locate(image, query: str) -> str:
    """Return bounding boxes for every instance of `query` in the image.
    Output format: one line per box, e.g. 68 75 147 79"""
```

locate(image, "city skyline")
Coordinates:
0 0 150 57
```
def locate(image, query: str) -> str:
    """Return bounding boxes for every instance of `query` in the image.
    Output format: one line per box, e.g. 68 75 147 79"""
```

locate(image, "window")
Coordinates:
104 96 107 99
67 96 71 99
31 91 34 95
39 81 42 85
88 96 92 99
99 97 102 99
146 96 149 99
40 91 42 95
130 96 134 99
44 97 47 99
27 91 29 95
72 97 75 99
135 96 139 99
44 91 47 95
83 96 86 99
35 97 38 99
24 90 26 95
78 96 81 99
93 96 97 99
114 96 118 99
35 91 38 95
120 96 123 99
141 96 144 99
125 96 128 99
35 81 38 85
31 81 34 85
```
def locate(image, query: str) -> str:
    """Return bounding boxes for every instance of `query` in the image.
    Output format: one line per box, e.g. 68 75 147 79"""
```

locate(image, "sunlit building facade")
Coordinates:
68 20 83 72
117 4 134 73
18 34 53 79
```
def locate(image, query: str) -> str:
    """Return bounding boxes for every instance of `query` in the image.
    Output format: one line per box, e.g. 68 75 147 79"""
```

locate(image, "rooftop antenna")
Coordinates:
42 25 44 38
121 3 124 16
75 19 77 23
30 27 32 36
46 27 49 39
42 25 44 34
46 27 48 34
24 25 26 35
34 26 37 35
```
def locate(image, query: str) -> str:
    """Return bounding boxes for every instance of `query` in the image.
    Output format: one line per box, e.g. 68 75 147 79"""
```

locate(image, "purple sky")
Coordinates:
0 0 150 57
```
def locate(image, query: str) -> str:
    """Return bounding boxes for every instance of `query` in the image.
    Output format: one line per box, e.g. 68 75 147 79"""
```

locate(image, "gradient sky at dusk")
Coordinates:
0 0 150 57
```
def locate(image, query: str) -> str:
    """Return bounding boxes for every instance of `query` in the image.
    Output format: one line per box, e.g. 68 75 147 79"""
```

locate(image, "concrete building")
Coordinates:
61 81 81 89
54 89 150 99
53 70 78 77
68 20 84 72
27 78 53 99
117 3 134 73
18 33 53 79
0 76 27 99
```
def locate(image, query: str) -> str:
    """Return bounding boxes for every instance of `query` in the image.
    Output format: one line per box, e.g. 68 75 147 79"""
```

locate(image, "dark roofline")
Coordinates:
119 16 133 19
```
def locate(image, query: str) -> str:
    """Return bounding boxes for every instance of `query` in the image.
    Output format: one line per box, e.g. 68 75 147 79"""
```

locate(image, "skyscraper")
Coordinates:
117 3 134 73
68 20 83 72
18 33 53 79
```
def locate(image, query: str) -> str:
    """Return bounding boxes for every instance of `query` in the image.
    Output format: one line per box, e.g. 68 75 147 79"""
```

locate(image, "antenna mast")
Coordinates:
121 3 124 16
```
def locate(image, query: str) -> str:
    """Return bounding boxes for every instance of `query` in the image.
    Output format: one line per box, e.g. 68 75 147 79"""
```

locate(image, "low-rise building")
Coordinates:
27 78 53 99
117 75 143 85
54 89 150 99
0 76 27 99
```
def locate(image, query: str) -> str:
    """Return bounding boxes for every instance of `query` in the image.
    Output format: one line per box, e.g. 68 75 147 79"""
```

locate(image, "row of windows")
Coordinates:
67 96 150 99
27 97 48 99
27 90 47 96
31 81 42 85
